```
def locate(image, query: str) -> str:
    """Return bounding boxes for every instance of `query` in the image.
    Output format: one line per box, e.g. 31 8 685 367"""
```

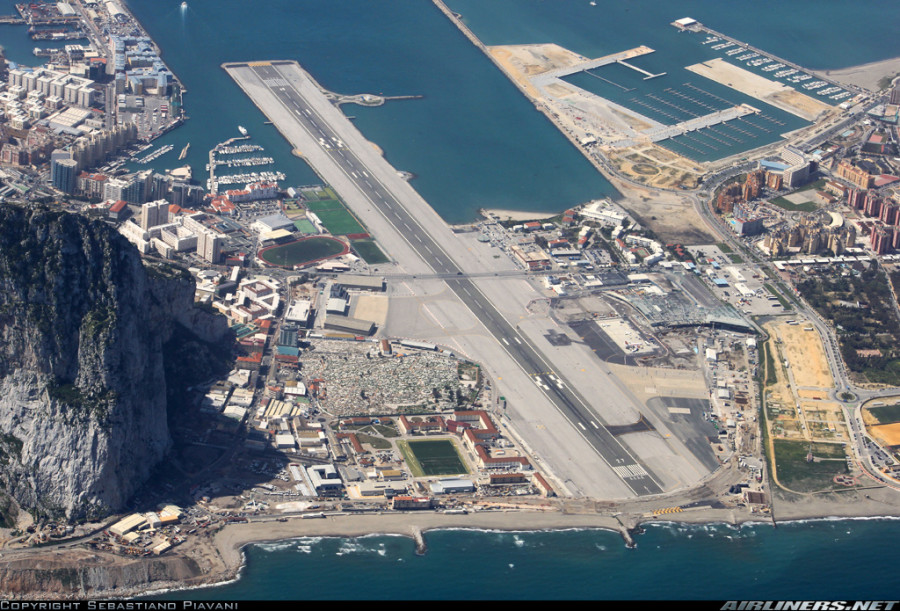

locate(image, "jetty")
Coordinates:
673 18 861 95
135 144 173 164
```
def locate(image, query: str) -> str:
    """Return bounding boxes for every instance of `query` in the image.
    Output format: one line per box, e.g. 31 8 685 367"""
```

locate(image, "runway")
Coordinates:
225 60 664 496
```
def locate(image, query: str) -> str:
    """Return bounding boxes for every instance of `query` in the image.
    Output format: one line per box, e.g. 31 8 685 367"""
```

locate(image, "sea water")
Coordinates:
155 520 900 600
3 1 900 598
2 0 897 220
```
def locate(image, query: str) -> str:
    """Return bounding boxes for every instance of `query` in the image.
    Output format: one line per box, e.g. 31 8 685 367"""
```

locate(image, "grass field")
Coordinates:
314 208 365 235
355 433 392 450
774 439 848 492
866 404 900 425
398 439 468 477
293 219 317 234
306 199 343 212
769 196 818 212
352 239 389 264
259 237 347 267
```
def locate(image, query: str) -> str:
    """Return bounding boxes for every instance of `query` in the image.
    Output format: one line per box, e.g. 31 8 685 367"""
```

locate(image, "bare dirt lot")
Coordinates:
685 59 833 121
775 323 833 389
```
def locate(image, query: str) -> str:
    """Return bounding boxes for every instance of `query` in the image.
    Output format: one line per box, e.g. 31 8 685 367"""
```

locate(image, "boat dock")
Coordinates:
674 19 862 95
135 144 173 164
207 135 251 195
641 103 759 143
532 45 657 85
616 59 666 81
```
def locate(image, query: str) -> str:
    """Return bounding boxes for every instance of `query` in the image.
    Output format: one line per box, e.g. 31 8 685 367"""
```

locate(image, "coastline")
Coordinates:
176 499 900 597
3 485 900 598
817 55 900 92
3 1 896 601
480 208 558 222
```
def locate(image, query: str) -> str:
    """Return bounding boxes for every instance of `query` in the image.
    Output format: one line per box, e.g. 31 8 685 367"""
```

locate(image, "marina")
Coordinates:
205 131 285 190
135 144 173 164
675 19 857 104
206 156 275 170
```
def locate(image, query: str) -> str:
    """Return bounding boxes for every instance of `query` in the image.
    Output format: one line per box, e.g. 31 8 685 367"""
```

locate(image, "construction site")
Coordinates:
761 320 854 493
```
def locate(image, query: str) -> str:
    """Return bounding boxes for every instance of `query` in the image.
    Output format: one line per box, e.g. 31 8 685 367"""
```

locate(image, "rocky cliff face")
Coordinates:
0 205 231 521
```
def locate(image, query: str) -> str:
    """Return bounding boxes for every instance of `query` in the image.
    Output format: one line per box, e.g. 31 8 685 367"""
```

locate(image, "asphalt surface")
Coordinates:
225 60 664 496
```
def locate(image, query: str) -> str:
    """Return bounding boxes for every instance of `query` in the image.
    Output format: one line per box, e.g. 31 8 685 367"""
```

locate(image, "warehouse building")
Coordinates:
429 478 475 495
333 274 384 291
324 315 375 336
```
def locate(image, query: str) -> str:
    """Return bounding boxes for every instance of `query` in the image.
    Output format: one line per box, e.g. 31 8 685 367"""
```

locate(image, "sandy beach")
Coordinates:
213 511 632 570
818 56 900 92
210 482 900 580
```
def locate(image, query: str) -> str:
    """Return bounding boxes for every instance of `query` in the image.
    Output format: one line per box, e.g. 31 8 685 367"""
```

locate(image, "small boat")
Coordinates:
181 2 188 9
238 125 248 136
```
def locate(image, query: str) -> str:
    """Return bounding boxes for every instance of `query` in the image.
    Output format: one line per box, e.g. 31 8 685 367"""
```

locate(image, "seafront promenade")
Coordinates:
223 60 716 499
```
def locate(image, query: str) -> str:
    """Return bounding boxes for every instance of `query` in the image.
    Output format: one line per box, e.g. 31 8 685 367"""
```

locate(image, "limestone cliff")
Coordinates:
0 204 231 520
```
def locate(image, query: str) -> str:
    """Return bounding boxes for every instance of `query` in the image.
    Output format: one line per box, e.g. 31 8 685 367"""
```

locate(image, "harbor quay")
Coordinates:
223 60 711 498
673 18 864 96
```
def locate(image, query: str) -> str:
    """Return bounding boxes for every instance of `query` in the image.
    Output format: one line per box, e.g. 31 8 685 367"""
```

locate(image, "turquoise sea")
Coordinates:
4 1 900 599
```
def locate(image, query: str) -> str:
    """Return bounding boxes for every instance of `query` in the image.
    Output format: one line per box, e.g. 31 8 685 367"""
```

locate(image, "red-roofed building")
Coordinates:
397 415 447 436
340 417 373 427
336 432 365 455
453 410 498 439
523 221 541 231
108 200 129 221
532 472 555 497
473 445 531 470
489 473 527 485
236 352 262 370
391 496 433 510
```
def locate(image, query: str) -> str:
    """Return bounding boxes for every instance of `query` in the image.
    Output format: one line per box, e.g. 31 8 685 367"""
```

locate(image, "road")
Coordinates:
225 60 664 496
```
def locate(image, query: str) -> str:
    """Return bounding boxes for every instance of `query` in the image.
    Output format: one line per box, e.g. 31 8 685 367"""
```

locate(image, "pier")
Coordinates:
675 19 862 95
642 104 759 143
532 46 657 85
616 59 666 81
207 135 251 195
135 144 173 164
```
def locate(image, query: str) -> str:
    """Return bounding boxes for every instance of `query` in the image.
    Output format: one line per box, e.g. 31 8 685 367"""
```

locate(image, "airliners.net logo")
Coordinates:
722 603 898 611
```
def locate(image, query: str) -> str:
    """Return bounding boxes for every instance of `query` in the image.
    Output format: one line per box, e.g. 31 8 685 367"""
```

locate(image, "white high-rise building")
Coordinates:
140 199 169 231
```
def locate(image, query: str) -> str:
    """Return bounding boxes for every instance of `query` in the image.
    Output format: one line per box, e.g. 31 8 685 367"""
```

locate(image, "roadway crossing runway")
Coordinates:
225 60 664 496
